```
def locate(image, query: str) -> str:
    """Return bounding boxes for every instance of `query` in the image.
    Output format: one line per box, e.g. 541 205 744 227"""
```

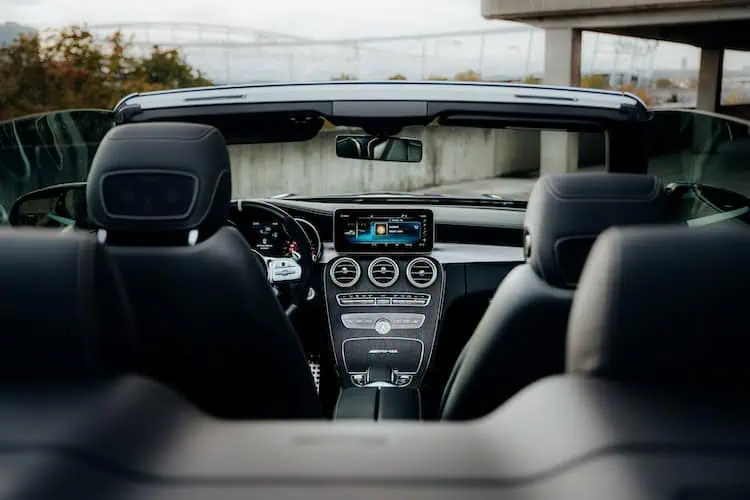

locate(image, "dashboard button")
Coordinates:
374 319 392 335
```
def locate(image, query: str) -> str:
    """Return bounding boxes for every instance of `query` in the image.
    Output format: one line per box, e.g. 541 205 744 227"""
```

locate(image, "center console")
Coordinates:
324 209 444 420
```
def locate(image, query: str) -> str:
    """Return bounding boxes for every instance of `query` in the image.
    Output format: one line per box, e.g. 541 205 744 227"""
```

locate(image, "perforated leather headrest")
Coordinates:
568 225 750 384
0 230 136 379
524 173 671 289
86 122 231 238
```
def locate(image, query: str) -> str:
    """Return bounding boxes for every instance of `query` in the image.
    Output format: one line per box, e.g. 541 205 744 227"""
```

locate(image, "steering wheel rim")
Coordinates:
234 200 315 316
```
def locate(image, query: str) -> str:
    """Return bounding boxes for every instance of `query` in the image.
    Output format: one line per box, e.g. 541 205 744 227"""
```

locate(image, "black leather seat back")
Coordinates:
0 229 136 380
440 173 673 420
568 224 750 386
86 122 321 419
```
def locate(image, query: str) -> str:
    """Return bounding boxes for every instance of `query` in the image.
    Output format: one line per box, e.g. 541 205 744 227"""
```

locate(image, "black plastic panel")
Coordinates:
333 387 377 419
342 338 423 373
334 388 421 421
378 388 421 420
465 262 519 295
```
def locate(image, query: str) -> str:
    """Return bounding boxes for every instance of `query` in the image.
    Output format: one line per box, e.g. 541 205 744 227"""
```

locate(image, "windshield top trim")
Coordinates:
115 81 645 114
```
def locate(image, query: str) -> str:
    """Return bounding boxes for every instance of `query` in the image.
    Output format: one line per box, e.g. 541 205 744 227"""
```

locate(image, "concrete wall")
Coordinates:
228 126 605 198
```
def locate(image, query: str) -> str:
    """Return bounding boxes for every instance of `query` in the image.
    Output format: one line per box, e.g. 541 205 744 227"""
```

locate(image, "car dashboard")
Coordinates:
227 199 526 417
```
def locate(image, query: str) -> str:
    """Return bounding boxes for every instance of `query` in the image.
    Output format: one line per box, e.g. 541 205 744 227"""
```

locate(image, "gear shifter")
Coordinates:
365 364 394 386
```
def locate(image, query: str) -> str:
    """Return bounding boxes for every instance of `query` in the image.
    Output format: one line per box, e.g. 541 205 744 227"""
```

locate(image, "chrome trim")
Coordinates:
341 337 425 376
367 257 399 288
319 242 525 264
406 257 438 288
329 257 361 288
118 81 643 112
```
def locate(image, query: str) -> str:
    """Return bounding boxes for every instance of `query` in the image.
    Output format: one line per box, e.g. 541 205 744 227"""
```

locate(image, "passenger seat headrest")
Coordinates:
524 173 671 289
86 122 231 236
568 225 750 385
0 230 136 379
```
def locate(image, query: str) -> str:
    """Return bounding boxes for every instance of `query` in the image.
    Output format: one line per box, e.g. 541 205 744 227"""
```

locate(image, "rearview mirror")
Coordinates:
335 135 423 162
8 183 87 228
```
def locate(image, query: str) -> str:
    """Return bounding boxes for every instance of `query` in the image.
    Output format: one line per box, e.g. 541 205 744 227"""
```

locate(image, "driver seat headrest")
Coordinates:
86 122 231 242
524 173 672 289
0 230 137 380
568 225 750 385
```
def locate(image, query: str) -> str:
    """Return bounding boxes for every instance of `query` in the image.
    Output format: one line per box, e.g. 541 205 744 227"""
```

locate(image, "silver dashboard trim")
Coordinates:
320 242 524 264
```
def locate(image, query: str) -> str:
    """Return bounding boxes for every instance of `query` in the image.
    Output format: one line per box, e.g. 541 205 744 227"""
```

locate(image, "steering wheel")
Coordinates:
234 200 315 317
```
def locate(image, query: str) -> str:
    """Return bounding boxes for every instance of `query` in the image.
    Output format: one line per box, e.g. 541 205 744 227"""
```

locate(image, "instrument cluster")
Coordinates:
230 209 322 261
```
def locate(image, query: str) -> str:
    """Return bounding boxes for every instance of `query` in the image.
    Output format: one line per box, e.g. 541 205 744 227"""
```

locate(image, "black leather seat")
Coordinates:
440 172 674 420
85 122 322 420
568 224 750 385
0 229 136 379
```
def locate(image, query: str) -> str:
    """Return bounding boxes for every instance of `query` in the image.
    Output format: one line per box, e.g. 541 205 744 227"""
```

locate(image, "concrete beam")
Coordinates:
541 28 581 176
696 48 724 112
481 0 750 21
599 20 750 51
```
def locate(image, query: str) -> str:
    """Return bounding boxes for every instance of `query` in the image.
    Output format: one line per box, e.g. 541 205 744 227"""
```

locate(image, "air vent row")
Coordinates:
368 257 399 288
406 257 437 288
329 258 361 288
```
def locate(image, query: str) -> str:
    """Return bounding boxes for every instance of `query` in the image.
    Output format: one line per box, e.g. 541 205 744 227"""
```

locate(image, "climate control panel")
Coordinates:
336 292 431 307
341 313 426 331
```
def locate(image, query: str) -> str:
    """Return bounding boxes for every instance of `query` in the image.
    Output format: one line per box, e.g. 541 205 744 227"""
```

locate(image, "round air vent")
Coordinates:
406 257 438 288
368 257 399 288
329 258 361 288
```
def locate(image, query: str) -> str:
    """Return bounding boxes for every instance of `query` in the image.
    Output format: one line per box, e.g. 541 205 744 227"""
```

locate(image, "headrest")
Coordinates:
0 230 136 379
86 122 231 237
524 172 671 289
568 225 750 385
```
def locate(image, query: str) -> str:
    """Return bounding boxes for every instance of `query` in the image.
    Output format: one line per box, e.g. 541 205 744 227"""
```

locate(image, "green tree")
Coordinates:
388 73 407 80
522 75 542 84
654 77 674 89
331 72 357 80
453 69 482 81
580 74 610 90
0 25 214 121
133 45 213 88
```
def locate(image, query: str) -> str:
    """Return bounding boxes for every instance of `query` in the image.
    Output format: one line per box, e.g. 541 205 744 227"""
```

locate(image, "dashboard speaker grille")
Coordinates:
330 258 361 288
406 257 437 288
368 257 399 288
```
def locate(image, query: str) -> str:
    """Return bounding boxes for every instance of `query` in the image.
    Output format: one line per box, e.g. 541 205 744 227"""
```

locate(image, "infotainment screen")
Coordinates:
334 209 434 253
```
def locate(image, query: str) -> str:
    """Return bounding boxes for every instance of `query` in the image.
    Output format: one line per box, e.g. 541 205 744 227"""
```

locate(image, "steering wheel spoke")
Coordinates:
267 256 303 284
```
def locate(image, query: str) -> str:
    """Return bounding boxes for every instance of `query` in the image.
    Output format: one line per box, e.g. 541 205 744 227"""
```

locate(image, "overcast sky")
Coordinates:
2 0 749 71
4 0 493 36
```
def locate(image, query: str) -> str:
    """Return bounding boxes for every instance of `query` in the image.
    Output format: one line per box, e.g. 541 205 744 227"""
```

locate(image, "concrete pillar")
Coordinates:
541 28 582 175
696 48 724 112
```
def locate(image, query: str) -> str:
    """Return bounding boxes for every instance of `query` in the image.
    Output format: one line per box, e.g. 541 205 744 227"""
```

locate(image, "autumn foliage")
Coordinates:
0 25 213 121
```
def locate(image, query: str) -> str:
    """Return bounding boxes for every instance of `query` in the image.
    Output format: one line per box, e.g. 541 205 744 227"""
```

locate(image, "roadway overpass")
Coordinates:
481 0 750 175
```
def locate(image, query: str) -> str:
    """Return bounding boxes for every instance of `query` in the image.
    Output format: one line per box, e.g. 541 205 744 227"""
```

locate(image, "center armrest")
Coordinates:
334 387 421 420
